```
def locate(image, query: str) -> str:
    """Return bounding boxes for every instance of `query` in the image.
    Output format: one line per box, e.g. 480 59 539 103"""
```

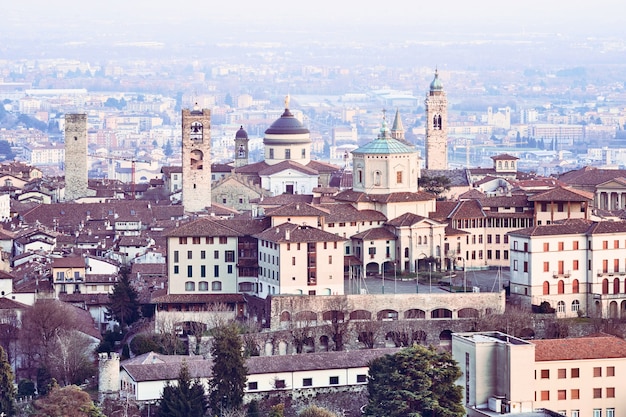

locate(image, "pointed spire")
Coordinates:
391 109 405 140
378 109 391 140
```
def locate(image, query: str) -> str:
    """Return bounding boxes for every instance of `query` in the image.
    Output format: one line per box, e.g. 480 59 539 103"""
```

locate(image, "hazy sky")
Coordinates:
3 0 625 41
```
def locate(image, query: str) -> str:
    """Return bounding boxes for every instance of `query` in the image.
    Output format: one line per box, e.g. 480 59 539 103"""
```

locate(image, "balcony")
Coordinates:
552 271 571 279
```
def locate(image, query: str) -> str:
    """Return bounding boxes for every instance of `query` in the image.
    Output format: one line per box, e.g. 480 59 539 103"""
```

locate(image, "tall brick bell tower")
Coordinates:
64 113 89 201
425 70 448 170
181 106 212 212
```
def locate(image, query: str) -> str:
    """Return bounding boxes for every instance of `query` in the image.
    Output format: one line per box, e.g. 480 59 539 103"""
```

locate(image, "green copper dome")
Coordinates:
430 70 444 91
353 117 415 155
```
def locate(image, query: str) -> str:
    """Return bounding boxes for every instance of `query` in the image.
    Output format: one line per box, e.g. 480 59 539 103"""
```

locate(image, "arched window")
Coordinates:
190 149 204 170
572 279 579 294
557 301 565 313
404 247 409 258
424 236 428 245
418 236 422 245
212 281 222 291
198 281 208 291
358 170 363 184
543 281 550 295
571 300 580 312
558 280 565 294
602 278 609 294
614 278 620 294
185 281 195 291
374 171 382 186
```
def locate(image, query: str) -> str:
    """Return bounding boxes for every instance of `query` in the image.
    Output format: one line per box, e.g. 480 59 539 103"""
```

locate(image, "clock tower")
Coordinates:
425 70 448 170
182 106 212 212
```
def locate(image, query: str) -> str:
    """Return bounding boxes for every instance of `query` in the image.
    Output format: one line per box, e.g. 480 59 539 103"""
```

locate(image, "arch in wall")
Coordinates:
519 328 535 339
457 308 479 318
280 311 291 322
602 279 609 294
294 310 317 322
350 310 371 320
614 278 621 294
609 301 618 318
439 329 453 347
621 301 626 319
366 262 379 276
431 308 453 319
404 309 426 319
319 335 329 352
322 310 345 322
377 309 399 321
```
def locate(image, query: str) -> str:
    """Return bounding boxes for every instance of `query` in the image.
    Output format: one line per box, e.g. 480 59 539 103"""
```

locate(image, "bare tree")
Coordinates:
47 329 96 386
475 305 533 338
354 320 383 349
0 310 20 367
322 296 350 351
290 320 315 354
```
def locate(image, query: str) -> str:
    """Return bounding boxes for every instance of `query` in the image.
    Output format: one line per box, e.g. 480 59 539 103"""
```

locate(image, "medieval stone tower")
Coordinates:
234 125 249 168
64 113 89 201
425 70 448 170
98 352 120 401
182 106 212 212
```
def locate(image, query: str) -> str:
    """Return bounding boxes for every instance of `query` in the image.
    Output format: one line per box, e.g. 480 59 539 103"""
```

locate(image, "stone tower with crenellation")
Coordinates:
182 106 212 212
64 113 93 201
425 70 448 170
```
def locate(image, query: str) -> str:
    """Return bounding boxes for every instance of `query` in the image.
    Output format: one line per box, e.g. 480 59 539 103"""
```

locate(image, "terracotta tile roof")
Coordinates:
430 201 458 222
474 176 501 186
306 159 340 173
211 163 233 173
448 200 486 219
254 223 347 243
528 186 594 202
479 195 531 208
51 256 85 268
233 160 269 174
533 334 626 361
85 274 118 284
319 204 386 223
588 220 626 235
559 167 626 187
509 219 594 237
259 194 314 207
352 227 396 241
386 212 427 227
164 217 246 238
258 160 319 176
444 225 469 236
0 297 29 310
334 189 434 204
491 154 519 161
459 189 485 199
265 202 330 217
160 166 182 176
59 292 110 305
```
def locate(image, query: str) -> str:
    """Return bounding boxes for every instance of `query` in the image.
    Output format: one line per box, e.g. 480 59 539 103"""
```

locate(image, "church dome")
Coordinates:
235 125 248 139
429 70 444 91
264 108 310 135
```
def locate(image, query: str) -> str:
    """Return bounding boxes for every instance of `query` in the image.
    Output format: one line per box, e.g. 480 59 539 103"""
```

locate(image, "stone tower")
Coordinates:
98 352 120 402
182 106 212 212
64 113 89 201
234 125 249 168
425 70 448 170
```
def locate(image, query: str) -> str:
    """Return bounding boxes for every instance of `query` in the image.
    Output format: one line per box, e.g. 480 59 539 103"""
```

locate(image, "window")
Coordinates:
606 387 615 398
607 366 615 376
173 251 179 263
603 240 609 249
302 378 312 387
573 241 579 250
214 265 219 277
329 376 339 385
607 409 615 417
571 389 579 399
187 265 193 277
192 237 200 244
557 301 566 313
185 281 195 291
543 262 550 272
558 368 566 378
187 250 192 259
541 369 550 379
302 148 306 158
593 409 601 417
329 255 332 264
219 236 227 244
571 368 579 378
227 265 233 274
206 237 214 244
544 242 549 252
274 379 286 389
396 171 403 184
571 300 580 312
594 367 602 377
201 250 206 259
558 390 566 400
201 265 206 277
225 250 235 262
179 237 187 244
248 382 258 390
572 279 579 294
212 281 222 291
541 390 550 400
199 281 208 291
571 411 579 417
356 374 367 383
285 149 291 159
173 265 179 274
558 241 564 251
269 148 274 159
593 388 602 398
573 259 579 270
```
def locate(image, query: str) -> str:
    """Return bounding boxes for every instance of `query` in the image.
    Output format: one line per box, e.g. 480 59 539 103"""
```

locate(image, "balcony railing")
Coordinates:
552 271 571 278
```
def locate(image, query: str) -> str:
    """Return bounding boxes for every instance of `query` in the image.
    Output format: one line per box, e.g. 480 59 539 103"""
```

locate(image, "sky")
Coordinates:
3 0 625 41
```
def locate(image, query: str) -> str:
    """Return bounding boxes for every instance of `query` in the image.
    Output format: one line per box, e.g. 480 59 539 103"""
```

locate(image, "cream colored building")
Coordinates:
453 332 626 417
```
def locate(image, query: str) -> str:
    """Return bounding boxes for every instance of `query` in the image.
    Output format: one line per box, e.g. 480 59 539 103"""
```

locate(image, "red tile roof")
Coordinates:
533 335 626 361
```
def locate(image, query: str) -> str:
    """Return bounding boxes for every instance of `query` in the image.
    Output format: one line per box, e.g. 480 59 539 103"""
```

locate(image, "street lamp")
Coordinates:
429 262 432 293
463 258 467 293
382 264 385 294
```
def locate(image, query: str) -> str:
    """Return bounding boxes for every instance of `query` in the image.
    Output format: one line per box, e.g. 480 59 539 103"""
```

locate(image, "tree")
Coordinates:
32 385 105 417
323 296 350 351
364 345 464 417
0 345 16 417
419 175 451 200
208 322 247 415
47 329 96 386
158 361 208 417
108 268 140 328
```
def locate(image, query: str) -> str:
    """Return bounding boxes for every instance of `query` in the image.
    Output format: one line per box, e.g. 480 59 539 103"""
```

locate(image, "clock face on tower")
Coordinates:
190 121 203 141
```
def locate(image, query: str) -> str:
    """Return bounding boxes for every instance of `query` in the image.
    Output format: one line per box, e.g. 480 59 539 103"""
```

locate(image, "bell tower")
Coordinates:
182 106 212 212
234 125 249 168
425 70 448 170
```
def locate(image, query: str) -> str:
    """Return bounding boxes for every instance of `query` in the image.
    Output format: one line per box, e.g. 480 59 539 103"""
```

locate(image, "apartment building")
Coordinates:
509 219 626 318
452 331 626 417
